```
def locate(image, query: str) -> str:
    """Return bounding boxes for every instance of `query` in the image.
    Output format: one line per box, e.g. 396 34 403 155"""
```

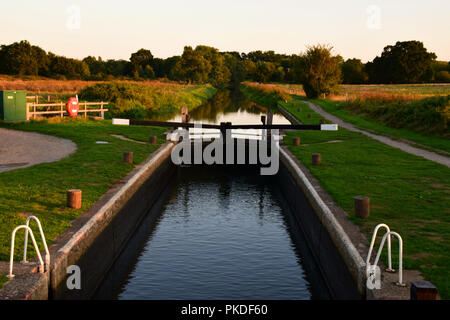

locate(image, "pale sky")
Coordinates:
1 0 449 62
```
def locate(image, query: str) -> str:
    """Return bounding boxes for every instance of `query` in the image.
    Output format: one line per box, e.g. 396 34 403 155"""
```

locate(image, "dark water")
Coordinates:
166 89 290 125
95 166 329 300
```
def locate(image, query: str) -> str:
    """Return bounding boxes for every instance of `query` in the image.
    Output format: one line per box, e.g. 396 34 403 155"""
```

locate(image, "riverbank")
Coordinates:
243 87 450 299
0 118 167 267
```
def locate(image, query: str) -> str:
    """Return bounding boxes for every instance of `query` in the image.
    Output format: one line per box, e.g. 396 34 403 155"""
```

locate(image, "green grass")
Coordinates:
0 274 7 289
0 118 167 261
249 93 450 298
307 99 450 154
240 83 290 108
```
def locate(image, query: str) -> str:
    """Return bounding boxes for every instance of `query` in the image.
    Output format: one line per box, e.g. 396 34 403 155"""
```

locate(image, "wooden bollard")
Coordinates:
312 153 321 165
307 114 312 118
67 189 82 209
297 108 301 112
123 152 133 164
292 137 300 146
149 136 157 145
354 196 370 218
319 118 325 124
411 281 438 300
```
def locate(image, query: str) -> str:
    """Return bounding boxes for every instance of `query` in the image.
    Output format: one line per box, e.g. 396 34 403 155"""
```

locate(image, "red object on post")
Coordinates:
67 97 79 117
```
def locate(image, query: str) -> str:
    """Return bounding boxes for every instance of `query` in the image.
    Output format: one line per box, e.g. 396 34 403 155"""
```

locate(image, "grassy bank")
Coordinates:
243 89 450 298
79 81 216 119
308 98 450 154
240 82 290 108
0 118 167 262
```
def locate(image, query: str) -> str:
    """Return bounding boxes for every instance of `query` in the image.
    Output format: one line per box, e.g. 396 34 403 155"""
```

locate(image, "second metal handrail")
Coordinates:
373 231 405 286
22 216 50 271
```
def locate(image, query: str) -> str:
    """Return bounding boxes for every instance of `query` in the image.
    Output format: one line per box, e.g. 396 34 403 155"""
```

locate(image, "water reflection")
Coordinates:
166 89 291 125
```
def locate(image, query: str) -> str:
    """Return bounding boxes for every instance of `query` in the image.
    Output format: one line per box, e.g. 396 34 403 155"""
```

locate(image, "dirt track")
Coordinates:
0 128 77 172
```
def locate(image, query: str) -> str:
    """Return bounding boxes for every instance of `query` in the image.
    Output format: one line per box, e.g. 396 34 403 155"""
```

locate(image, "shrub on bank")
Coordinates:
345 95 450 137
78 81 216 119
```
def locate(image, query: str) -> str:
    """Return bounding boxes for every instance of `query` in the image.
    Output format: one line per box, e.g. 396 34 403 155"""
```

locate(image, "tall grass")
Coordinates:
78 81 216 119
344 95 450 137
241 82 290 107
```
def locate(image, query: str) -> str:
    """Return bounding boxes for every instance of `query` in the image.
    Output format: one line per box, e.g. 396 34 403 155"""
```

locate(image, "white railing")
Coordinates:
366 223 405 287
22 216 50 270
366 223 394 272
8 226 44 278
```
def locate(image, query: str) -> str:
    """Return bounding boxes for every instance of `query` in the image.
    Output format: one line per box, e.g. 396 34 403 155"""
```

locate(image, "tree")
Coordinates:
130 48 154 78
224 53 246 87
366 41 436 83
296 45 342 98
341 58 367 84
174 46 211 83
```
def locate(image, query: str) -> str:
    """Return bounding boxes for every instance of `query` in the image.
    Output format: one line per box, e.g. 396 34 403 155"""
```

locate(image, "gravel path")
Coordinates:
298 100 450 168
0 128 77 173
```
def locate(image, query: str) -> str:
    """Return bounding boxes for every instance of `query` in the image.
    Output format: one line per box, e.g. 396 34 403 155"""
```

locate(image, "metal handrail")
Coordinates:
373 231 405 286
8 225 44 278
22 216 50 270
366 223 393 273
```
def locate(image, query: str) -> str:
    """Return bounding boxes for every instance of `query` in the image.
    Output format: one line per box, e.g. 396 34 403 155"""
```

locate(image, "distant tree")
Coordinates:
254 62 276 83
435 71 450 83
173 46 211 83
366 41 436 83
0 40 40 75
194 46 231 88
130 48 154 78
341 58 367 84
243 60 257 80
296 45 342 98
224 53 246 87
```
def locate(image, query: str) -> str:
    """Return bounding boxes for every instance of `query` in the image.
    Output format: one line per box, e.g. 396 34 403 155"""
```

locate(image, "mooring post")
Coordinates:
123 152 133 164
307 114 312 118
411 281 438 300
67 190 82 209
319 118 325 124
292 137 300 146
149 136 157 145
354 196 370 218
312 153 321 165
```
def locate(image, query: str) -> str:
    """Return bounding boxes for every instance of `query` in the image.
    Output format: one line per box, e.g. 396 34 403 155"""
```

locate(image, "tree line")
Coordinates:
1 40 449 92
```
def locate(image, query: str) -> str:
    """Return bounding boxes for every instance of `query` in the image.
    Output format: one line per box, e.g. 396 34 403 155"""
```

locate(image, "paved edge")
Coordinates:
298 100 450 168
0 142 175 300
280 147 367 295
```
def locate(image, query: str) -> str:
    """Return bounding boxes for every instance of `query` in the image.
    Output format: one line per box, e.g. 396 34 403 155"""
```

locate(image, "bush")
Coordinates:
296 45 342 98
436 71 450 83
345 95 450 137
78 81 216 119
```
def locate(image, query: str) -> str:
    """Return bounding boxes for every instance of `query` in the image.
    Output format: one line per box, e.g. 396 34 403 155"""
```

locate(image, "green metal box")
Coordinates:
0 90 27 122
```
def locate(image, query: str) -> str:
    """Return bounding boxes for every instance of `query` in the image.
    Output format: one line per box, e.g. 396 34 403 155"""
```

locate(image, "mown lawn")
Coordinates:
0 274 7 289
307 98 450 154
0 118 167 263
243 88 450 298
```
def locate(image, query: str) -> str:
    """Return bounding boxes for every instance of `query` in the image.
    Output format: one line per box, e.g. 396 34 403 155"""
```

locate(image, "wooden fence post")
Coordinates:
84 102 87 118
60 102 63 118
33 103 36 119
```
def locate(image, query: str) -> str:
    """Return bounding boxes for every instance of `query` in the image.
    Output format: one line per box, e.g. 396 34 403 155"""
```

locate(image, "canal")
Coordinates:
94 90 330 300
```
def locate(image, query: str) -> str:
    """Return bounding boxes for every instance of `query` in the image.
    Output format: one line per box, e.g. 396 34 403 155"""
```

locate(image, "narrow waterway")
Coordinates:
95 166 329 300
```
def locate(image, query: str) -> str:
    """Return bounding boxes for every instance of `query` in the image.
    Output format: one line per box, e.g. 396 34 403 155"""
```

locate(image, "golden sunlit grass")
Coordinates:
0 75 202 95
276 83 450 102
